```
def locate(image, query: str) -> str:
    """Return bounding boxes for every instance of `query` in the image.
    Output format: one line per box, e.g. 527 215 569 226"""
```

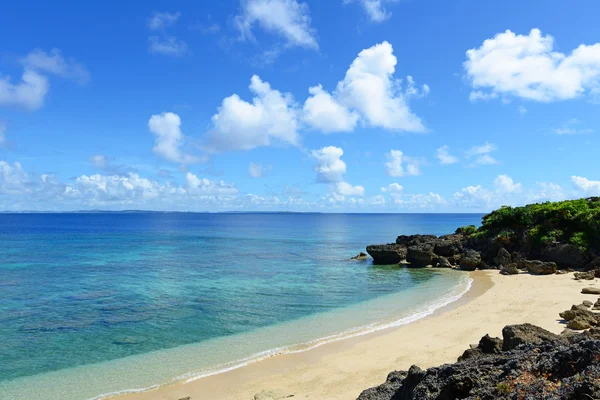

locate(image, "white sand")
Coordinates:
117 271 596 400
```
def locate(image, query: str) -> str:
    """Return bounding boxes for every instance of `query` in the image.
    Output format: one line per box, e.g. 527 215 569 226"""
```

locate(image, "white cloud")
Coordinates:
303 85 359 133
1 49 87 110
206 75 300 152
381 182 403 193
336 181 364 196
334 41 427 132
436 145 459 165
148 36 188 56
0 69 49 110
465 142 498 166
20 49 89 84
148 11 181 30
148 112 199 164
89 155 108 169
310 146 346 183
494 174 522 193
344 0 398 23
572 176 600 196
248 162 271 178
465 28 600 102
385 150 420 177
553 118 594 135
235 0 318 49
185 172 239 195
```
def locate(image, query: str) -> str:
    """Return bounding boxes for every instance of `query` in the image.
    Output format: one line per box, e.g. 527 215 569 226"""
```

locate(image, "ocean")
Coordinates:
0 212 481 399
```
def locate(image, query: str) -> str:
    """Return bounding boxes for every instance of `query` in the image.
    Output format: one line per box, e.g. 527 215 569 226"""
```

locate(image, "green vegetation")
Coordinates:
455 225 477 235
466 197 600 252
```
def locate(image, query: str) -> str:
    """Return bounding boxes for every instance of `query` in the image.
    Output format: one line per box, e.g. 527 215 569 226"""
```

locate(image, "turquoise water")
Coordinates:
0 213 481 399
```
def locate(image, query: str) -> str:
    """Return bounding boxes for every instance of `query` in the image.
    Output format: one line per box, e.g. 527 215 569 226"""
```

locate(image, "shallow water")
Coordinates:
0 213 481 399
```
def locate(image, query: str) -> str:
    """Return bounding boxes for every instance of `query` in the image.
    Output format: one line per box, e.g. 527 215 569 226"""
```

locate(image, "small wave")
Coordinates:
95 274 473 399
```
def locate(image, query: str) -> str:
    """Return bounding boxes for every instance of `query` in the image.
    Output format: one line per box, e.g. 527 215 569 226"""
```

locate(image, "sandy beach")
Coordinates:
117 270 595 400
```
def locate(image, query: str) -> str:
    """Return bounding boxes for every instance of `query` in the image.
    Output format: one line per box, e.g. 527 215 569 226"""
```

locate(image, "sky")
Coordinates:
1 0 600 212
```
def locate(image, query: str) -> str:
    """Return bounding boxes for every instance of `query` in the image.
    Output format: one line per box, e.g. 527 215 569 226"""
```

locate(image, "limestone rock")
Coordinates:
366 244 407 265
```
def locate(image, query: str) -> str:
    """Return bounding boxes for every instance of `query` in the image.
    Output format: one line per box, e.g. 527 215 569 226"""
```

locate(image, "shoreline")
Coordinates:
118 270 592 400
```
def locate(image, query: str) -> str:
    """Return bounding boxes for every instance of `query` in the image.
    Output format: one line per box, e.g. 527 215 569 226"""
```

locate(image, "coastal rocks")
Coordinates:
358 326 600 400
575 271 596 280
356 371 406 400
458 334 503 361
432 256 452 268
568 317 593 330
559 305 600 329
519 259 558 275
351 252 369 261
583 300 594 308
501 323 563 351
433 235 464 257
366 244 407 265
406 244 435 268
493 247 512 267
500 263 519 275
583 287 600 295
458 249 482 271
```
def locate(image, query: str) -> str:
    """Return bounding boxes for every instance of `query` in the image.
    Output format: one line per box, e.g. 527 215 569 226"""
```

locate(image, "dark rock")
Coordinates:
406 243 435 268
568 317 593 330
396 234 437 246
519 259 558 275
585 257 600 271
559 305 599 327
502 323 563 351
433 235 464 257
432 256 452 268
356 371 406 400
594 299 600 311
351 252 369 261
575 271 596 280
358 326 600 400
583 287 600 295
459 249 482 271
541 243 591 269
366 244 407 265
500 263 519 275
493 247 512 267
583 300 594 308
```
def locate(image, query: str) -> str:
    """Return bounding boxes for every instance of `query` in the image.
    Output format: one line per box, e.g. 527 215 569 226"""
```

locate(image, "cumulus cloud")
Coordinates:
465 28 600 102
235 0 318 49
494 174 522 193
336 181 364 196
185 172 239 195
148 112 200 164
385 150 420 177
206 75 300 152
148 11 181 30
326 41 427 132
310 146 346 183
572 176 600 196
465 142 498 166
0 70 48 110
248 162 271 178
344 0 398 23
436 145 459 165
148 36 188 56
303 85 359 133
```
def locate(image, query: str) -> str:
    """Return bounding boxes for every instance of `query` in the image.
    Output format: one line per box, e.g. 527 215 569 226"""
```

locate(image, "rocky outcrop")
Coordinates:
574 271 595 280
559 305 600 330
519 259 558 275
366 244 407 265
500 263 519 275
357 325 600 400
493 247 512 267
406 244 435 268
582 287 600 295
459 249 482 271
541 243 591 269
351 252 369 261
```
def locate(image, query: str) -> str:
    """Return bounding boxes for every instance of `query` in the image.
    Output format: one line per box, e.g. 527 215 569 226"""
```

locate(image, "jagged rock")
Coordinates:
583 300 594 308
366 244 407 265
396 234 438 246
433 235 464 257
583 287 600 295
406 244 435 268
432 256 452 268
575 271 596 280
356 371 406 400
358 326 600 400
519 259 557 275
500 263 519 275
502 323 563 351
585 257 600 271
541 243 591 269
351 252 369 261
458 334 503 361
493 247 512 267
568 317 593 330
559 305 599 328
459 249 482 271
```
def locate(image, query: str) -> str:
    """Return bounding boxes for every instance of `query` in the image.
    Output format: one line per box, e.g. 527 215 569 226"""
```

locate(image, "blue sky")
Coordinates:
0 0 599 212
